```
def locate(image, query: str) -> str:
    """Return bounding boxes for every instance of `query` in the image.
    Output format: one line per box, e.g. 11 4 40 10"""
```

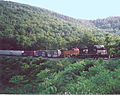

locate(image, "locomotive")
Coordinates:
0 45 108 58
78 45 108 58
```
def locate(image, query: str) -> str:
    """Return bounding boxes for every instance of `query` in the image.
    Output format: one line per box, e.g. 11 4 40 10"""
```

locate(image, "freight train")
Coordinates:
0 45 108 58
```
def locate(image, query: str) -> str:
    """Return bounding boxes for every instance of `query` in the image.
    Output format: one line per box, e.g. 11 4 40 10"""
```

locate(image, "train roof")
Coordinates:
94 45 105 48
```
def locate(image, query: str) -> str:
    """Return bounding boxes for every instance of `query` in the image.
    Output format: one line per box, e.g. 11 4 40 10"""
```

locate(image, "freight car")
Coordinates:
0 50 24 56
36 50 47 57
36 50 61 58
47 50 61 58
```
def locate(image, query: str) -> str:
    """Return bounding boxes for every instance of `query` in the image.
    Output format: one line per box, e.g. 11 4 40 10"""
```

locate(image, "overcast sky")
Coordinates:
5 0 120 20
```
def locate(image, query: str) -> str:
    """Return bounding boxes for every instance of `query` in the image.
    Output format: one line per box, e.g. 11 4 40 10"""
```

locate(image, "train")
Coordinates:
0 45 108 58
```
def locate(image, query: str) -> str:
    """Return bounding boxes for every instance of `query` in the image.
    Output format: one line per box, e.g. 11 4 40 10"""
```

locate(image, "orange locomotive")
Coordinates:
62 48 79 57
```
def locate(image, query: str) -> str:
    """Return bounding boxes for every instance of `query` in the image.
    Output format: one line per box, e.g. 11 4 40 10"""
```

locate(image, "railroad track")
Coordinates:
0 55 112 61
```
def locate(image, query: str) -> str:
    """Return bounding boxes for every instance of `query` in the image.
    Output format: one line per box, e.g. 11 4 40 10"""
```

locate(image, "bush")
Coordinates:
0 57 120 94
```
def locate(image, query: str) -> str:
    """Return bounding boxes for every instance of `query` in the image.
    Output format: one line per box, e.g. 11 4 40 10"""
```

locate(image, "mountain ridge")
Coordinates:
2 0 120 29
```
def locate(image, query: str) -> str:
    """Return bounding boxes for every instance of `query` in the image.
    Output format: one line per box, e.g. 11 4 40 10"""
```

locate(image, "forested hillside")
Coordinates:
0 0 106 50
91 17 120 36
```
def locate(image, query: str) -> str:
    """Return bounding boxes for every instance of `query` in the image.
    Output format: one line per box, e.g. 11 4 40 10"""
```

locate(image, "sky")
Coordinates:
5 0 120 20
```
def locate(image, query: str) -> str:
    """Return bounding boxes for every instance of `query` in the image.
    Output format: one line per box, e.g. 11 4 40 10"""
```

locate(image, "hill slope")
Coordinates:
0 0 119 50
91 16 120 36
0 0 105 50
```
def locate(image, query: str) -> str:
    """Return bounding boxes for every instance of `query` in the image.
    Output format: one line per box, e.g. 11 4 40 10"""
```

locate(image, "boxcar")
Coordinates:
46 50 61 58
0 50 24 56
36 50 47 57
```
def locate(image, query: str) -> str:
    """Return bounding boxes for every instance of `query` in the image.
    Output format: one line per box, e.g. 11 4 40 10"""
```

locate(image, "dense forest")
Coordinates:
91 16 120 36
0 0 104 50
0 57 120 94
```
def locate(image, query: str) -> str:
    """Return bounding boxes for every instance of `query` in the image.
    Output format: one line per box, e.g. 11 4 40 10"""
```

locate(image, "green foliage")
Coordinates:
92 17 120 36
98 58 104 63
0 57 120 94
104 59 120 71
36 69 50 81
9 75 26 84
0 1 108 50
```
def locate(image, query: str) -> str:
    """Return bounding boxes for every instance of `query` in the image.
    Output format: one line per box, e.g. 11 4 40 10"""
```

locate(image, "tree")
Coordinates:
82 33 96 52
105 33 115 56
